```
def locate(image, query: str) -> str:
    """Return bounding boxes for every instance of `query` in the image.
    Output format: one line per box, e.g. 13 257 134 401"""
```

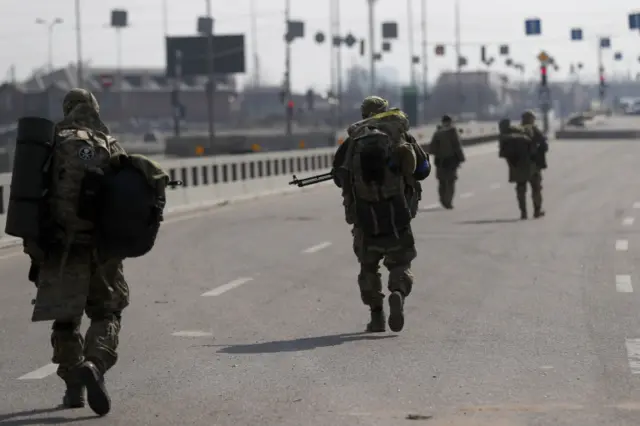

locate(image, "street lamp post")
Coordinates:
35 17 63 73
74 0 83 87
366 0 377 93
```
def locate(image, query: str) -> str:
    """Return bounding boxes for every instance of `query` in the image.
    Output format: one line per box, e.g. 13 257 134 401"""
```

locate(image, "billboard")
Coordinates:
165 35 245 78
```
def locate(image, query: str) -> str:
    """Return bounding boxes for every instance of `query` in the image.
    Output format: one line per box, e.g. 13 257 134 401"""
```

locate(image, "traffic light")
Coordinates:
480 46 486 63
306 89 314 110
286 100 294 119
540 65 547 86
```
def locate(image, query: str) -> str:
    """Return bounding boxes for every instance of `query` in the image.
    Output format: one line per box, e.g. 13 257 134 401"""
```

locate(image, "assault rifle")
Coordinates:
288 172 333 188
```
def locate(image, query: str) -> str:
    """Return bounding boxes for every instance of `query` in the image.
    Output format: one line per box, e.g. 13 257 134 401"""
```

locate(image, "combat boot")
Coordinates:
62 384 85 409
78 361 111 416
533 209 545 218
388 291 405 332
518 198 527 219
366 308 386 332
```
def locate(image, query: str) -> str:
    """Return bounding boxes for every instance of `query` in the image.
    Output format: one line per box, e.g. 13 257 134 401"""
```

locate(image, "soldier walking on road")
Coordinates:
24 89 130 416
331 96 430 333
429 115 465 209
520 110 548 218
498 112 548 219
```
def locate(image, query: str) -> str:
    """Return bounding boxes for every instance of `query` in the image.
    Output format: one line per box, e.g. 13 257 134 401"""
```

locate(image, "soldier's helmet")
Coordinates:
499 118 511 132
522 110 536 121
360 96 389 118
62 88 100 116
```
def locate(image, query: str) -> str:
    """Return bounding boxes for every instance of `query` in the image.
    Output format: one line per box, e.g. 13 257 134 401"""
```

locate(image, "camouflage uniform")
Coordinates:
30 89 128 416
516 111 547 219
335 97 419 333
429 116 465 209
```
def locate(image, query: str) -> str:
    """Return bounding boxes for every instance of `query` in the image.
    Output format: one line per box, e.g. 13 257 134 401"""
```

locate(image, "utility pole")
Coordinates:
597 38 605 105
454 0 461 117
172 50 182 138
35 18 63 73
420 0 428 124
74 0 83 88
335 0 343 127
162 0 168 35
116 28 123 118
367 0 376 94
284 0 293 137
250 0 261 86
110 9 128 122
407 0 416 86
204 0 216 151
329 0 336 130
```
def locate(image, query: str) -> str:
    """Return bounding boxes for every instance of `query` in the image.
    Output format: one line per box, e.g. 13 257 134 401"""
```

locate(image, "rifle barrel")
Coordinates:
289 172 333 187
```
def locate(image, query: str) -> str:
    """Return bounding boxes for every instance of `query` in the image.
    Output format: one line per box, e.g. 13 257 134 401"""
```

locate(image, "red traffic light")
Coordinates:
287 100 294 108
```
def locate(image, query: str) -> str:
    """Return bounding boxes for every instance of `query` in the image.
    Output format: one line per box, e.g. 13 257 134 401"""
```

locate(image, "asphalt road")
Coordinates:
2 139 640 425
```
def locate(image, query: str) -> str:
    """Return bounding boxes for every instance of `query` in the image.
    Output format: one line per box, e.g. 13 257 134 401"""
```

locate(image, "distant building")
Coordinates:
0 64 237 127
427 70 516 119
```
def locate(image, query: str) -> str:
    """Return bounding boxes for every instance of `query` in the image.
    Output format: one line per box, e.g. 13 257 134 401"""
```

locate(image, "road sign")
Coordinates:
570 28 583 41
165 35 246 78
344 33 356 47
599 37 611 48
525 19 541 35
537 51 550 63
629 13 640 30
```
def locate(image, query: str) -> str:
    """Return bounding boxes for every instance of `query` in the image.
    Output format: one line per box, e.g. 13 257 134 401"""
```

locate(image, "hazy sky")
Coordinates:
1 0 639 91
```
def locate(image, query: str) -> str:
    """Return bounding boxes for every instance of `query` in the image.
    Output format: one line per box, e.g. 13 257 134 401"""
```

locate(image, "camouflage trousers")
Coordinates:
352 227 417 309
50 256 129 382
515 172 543 213
438 178 456 207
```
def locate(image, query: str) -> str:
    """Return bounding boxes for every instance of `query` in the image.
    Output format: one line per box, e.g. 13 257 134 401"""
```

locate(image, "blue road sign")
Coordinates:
614 52 623 61
570 28 583 40
629 13 640 30
525 19 541 35
600 37 611 48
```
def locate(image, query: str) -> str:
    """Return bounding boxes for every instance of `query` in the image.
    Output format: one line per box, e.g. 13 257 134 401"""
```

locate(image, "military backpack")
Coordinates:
349 126 412 237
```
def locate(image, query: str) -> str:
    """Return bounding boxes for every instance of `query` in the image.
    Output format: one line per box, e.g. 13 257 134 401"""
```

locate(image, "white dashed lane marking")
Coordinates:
616 275 633 293
623 217 635 226
302 241 332 254
171 331 213 337
625 339 640 374
616 240 629 251
490 183 501 189
421 202 440 211
201 277 254 297
460 192 473 198
17 363 57 380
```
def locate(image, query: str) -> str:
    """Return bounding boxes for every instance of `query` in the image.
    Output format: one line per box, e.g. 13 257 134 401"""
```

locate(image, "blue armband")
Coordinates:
414 159 431 180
